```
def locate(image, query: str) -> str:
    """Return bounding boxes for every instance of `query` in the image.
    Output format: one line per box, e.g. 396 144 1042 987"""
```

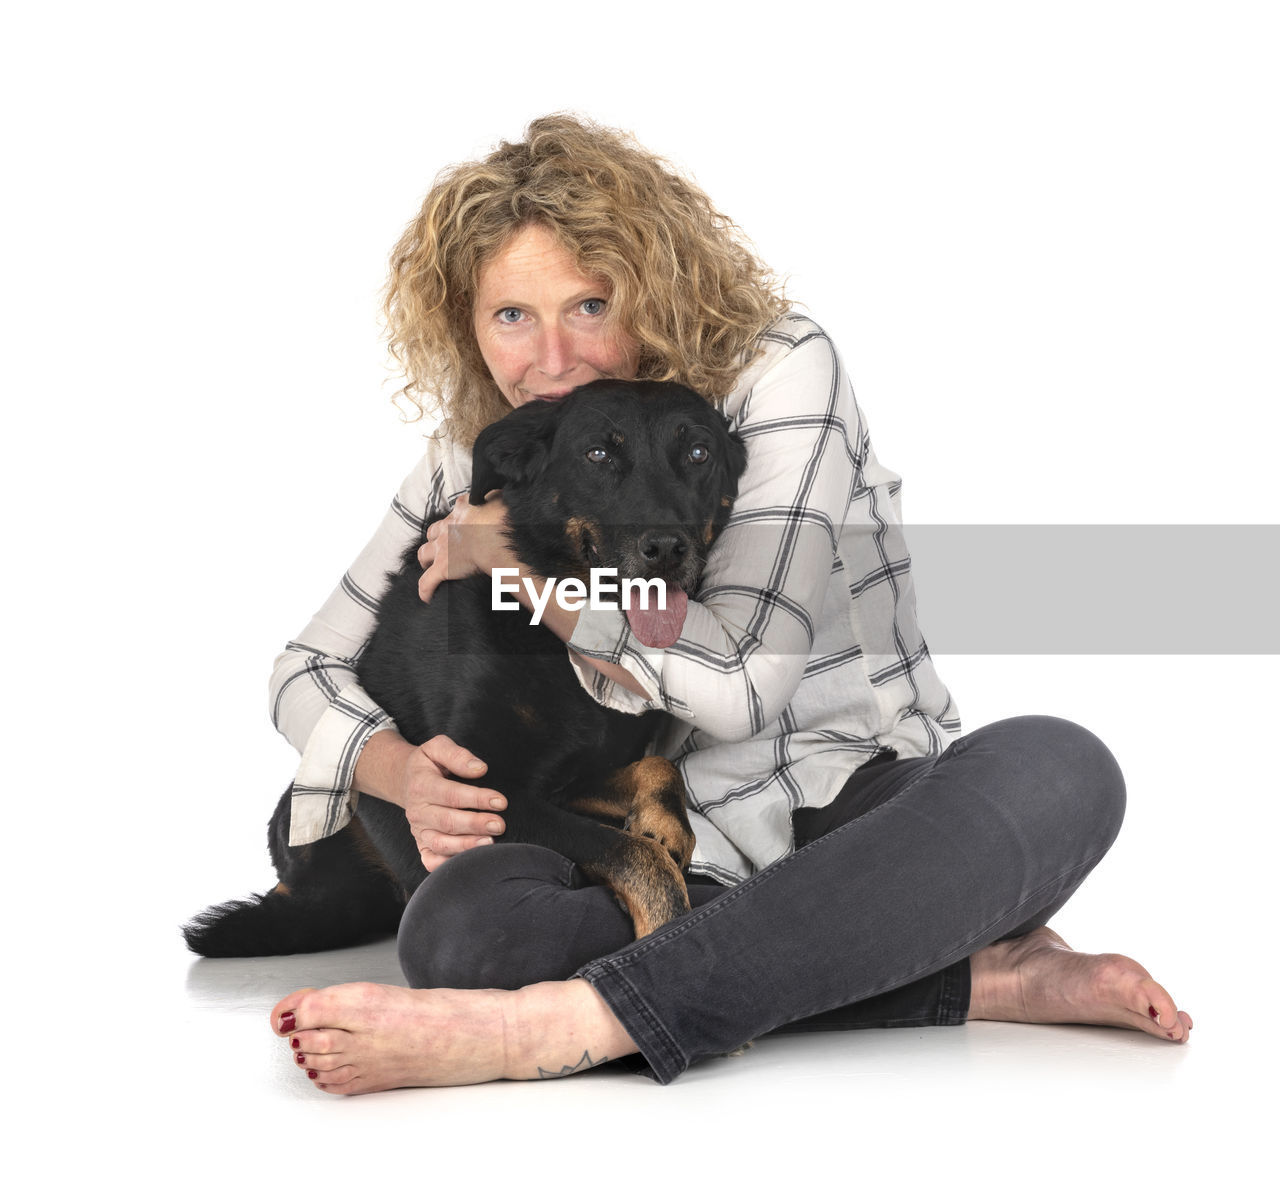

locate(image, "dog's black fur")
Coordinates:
184 379 746 957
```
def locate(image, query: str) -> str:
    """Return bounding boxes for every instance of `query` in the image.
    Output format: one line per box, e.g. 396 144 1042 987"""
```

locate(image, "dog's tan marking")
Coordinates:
605 756 695 870
564 516 600 564
271 882 290 896
610 756 681 804
720 496 733 507
513 702 539 727
581 833 691 940
568 795 629 823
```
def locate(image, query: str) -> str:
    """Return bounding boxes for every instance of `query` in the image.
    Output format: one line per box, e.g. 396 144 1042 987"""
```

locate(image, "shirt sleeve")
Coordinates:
271 439 458 845
567 323 865 743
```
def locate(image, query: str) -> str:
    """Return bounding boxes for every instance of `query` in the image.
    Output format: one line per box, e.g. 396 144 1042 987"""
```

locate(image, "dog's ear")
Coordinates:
722 428 747 488
469 399 562 503
707 426 748 539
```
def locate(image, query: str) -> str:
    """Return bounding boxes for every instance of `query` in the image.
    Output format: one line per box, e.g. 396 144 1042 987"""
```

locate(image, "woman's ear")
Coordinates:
469 399 563 503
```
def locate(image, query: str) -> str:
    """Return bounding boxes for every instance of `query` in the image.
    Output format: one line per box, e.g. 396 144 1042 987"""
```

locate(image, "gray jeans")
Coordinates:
387 715 1126 1083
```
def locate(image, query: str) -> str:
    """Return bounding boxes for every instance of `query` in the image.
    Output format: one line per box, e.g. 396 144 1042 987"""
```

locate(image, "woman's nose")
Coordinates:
536 325 573 377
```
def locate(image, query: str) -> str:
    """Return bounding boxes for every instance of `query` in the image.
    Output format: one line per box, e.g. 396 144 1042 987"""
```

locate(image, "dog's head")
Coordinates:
470 379 746 647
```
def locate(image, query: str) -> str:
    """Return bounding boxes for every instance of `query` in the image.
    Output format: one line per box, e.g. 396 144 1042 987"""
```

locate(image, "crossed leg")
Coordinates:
273 928 1190 1095
271 717 1194 1094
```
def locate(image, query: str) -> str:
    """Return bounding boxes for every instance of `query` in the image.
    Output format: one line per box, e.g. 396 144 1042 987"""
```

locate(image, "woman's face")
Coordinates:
473 224 638 409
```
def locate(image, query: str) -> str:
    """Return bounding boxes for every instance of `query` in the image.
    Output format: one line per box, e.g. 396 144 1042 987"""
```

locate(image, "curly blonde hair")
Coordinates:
383 113 790 444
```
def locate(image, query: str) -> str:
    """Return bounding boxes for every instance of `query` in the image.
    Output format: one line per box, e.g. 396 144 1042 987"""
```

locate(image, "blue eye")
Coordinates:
497 307 524 324
580 298 605 316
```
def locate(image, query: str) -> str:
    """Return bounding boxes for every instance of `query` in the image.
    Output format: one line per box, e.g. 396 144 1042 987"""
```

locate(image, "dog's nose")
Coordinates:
639 530 687 570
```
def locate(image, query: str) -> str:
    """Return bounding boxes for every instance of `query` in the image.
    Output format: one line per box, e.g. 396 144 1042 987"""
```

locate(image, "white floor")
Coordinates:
11 655 1268 1176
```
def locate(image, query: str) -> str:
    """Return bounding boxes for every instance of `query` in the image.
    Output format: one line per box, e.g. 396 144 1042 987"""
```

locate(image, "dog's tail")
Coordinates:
183 791 408 958
182 876 404 957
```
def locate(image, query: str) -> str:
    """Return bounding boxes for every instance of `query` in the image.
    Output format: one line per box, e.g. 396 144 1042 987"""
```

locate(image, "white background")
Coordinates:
3 1 1276 1172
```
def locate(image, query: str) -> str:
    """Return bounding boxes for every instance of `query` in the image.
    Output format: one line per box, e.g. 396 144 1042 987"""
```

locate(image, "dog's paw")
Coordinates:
624 807 695 870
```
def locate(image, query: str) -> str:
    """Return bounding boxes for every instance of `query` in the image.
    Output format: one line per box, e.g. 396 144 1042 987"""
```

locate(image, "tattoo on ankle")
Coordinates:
535 1050 607 1079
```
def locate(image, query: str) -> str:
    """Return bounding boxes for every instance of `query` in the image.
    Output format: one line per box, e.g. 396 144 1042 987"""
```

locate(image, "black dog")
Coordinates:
184 379 746 957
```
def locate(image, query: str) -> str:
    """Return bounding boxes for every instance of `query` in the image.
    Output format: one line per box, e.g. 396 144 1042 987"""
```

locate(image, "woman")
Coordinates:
268 115 1190 1093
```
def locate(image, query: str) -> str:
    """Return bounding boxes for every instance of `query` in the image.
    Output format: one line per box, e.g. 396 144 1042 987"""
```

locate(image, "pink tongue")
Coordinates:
626 586 689 648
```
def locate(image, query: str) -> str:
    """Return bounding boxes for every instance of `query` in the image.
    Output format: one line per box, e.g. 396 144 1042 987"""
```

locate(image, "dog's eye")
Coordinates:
688 444 710 464
586 446 609 464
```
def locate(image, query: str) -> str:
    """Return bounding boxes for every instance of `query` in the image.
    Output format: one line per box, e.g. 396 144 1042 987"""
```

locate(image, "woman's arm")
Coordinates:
566 320 866 741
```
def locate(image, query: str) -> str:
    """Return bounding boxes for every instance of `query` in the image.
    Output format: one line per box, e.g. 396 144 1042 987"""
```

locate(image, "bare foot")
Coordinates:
270 978 639 1095
969 927 1193 1042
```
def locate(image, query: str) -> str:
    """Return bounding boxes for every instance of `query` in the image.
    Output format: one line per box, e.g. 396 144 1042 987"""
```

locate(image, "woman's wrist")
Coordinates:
352 729 413 810
507 574 651 700
507 566 579 643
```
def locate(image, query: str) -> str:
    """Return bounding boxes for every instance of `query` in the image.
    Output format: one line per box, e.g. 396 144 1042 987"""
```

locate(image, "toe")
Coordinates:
271 982 381 1039
305 1052 353 1078
290 1028 347 1056
295 982 384 1032
310 1063 362 1093
1133 978 1191 1041
270 988 318 1035
1131 973 1177 1022
1163 1010 1192 1043
290 1028 338 1074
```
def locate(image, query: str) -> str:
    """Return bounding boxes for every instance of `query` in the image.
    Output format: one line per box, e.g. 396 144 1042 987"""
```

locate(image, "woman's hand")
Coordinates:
400 735 508 872
417 494 514 603
354 731 508 872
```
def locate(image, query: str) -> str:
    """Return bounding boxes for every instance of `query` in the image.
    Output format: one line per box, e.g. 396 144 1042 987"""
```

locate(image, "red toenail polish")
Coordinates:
1149 1005 1158 1020
291 1038 300 1049
279 1012 296 1034
308 1069 318 1079
296 1053 306 1065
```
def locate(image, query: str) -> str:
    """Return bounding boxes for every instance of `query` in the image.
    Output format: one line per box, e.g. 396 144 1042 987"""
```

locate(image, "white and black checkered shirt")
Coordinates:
272 315 960 883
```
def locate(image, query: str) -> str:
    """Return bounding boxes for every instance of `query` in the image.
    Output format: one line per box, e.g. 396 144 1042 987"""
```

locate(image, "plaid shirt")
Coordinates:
273 315 960 882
